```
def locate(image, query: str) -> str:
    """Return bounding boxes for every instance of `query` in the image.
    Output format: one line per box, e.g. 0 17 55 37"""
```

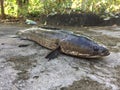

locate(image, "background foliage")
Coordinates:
0 0 120 18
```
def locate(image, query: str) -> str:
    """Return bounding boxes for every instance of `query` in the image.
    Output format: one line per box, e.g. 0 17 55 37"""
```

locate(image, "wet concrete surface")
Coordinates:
0 24 120 90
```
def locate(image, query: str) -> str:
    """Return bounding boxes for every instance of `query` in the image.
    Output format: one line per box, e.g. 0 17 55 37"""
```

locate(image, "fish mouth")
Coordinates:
83 50 110 58
100 49 110 56
69 49 110 58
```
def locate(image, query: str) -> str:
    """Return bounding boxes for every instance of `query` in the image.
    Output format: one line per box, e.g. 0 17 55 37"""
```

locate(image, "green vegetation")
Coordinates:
0 0 120 19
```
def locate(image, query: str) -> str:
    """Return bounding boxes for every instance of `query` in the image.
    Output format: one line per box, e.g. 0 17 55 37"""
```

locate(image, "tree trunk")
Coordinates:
0 0 5 18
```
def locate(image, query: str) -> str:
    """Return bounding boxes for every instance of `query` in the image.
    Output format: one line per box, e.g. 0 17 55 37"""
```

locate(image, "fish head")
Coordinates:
68 35 110 58
90 45 110 58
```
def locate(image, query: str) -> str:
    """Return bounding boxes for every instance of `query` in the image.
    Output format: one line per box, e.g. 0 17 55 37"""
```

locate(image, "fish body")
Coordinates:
17 27 110 59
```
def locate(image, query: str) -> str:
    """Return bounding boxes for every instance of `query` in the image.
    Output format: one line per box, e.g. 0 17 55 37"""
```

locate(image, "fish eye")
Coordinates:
93 46 99 51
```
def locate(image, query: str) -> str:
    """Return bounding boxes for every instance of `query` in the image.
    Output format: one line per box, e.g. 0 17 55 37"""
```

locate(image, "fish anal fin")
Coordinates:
45 46 60 60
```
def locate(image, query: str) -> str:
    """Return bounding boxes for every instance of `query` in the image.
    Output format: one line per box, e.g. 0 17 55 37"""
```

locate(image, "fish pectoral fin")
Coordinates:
45 46 61 60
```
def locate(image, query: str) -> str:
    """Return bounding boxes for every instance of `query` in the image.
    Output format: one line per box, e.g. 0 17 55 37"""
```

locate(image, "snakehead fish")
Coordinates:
17 27 110 60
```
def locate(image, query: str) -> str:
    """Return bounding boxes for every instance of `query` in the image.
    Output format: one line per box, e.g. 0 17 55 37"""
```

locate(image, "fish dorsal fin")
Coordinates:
45 46 61 60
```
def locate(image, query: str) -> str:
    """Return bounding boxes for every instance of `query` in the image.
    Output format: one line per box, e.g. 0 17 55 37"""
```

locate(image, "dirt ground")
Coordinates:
0 23 120 90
